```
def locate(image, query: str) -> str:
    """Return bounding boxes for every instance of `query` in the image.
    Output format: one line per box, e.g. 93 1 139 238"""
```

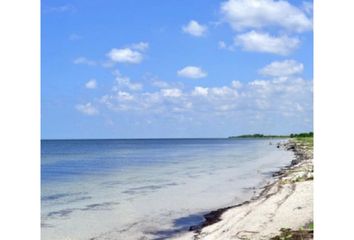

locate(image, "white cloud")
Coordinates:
295 103 304 112
161 88 182 98
218 41 227 49
117 91 134 101
94 70 311 131
210 86 238 97
130 42 149 51
192 86 209 96
114 71 143 91
249 79 269 88
218 41 235 51
73 57 96 66
97 76 312 128
101 61 115 68
85 79 97 89
177 66 207 79
172 102 193 113
76 103 98 115
220 0 312 32
107 48 143 64
235 31 300 55
152 80 170 89
231 80 242 89
182 20 208 37
259 60 304 77
302 1 313 15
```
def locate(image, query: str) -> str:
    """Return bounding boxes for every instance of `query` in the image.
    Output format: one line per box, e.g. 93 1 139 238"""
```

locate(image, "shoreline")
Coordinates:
173 138 313 239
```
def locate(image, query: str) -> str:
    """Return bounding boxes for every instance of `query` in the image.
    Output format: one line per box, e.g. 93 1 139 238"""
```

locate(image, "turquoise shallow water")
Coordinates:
41 138 293 240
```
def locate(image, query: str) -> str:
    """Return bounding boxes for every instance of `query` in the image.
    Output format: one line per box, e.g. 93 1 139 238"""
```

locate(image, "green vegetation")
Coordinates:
280 173 313 185
295 137 313 148
289 132 313 138
229 132 313 140
305 222 314 231
291 132 313 149
270 224 314 240
228 134 289 139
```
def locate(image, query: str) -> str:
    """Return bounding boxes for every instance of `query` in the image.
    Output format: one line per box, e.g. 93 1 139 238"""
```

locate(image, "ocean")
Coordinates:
41 138 293 240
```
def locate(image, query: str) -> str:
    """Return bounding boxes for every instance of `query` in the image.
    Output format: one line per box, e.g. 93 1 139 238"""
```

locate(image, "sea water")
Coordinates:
41 138 293 240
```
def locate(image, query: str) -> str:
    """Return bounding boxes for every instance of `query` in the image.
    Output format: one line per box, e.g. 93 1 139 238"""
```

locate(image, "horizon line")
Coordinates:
41 137 232 141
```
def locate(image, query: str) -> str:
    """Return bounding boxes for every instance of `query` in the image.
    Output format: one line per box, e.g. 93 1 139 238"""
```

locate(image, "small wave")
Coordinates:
47 208 78 218
82 201 120 211
122 182 179 195
41 192 88 202
45 201 120 219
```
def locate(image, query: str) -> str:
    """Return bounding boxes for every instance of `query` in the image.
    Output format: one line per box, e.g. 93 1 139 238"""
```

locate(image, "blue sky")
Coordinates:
41 0 313 139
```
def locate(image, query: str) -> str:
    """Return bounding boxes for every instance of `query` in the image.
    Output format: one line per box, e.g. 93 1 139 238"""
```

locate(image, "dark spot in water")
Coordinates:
47 208 78 218
122 183 179 195
100 180 122 188
41 223 54 228
41 192 88 201
82 201 120 211
46 201 120 219
187 174 201 178
66 196 92 203
41 193 71 201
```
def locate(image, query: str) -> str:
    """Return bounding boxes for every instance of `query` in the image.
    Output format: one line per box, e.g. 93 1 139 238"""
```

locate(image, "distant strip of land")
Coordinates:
228 132 313 139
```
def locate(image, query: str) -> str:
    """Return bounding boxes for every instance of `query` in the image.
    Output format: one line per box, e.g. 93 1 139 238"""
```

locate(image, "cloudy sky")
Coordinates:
42 0 313 139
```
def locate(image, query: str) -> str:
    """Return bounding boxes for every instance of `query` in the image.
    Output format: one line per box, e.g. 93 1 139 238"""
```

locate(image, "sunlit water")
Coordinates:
41 138 293 240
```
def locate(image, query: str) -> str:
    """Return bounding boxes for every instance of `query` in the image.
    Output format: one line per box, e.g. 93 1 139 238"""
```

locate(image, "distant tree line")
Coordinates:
229 134 288 139
229 132 313 139
289 132 313 138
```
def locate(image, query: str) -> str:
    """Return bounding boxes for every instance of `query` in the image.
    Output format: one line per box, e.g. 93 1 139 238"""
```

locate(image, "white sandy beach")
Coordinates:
173 140 313 240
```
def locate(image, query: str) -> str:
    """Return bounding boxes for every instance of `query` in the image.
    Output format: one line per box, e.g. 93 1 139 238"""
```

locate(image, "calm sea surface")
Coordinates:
41 138 293 240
